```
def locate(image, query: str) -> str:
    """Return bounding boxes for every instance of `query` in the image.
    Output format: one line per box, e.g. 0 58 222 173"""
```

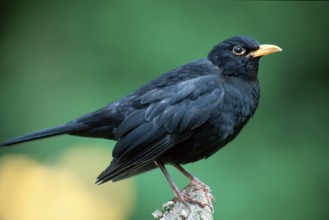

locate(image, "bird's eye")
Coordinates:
232 46 246 56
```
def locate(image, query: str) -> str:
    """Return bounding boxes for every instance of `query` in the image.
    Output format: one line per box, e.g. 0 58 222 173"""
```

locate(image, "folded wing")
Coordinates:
96 75 225 183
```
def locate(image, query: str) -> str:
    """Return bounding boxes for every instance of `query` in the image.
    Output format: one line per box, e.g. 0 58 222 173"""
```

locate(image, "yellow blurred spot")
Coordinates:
0 145 136 220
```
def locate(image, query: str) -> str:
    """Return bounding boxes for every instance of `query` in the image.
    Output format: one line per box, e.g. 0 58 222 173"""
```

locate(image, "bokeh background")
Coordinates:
0 1 327 220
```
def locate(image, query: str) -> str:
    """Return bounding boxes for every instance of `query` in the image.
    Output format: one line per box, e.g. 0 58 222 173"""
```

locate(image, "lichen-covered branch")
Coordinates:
152 182 215 220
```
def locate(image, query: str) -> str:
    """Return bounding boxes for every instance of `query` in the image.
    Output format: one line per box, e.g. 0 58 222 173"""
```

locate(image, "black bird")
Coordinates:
0 36 281 199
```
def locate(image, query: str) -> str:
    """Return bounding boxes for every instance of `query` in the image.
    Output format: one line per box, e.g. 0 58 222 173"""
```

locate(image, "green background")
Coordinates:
0 1 327 220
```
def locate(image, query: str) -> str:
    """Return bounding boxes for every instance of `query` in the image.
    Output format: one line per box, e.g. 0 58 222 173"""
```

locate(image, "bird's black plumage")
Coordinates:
0 36 281 186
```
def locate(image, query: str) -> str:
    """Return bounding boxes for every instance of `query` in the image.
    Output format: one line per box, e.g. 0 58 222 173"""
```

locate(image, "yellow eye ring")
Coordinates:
232 46 246 56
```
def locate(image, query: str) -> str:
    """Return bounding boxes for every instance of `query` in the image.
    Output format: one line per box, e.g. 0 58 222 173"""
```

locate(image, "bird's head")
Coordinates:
208 36 282 80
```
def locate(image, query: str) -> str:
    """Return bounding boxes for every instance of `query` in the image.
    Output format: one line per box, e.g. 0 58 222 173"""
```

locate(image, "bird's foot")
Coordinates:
154 182 215 219
191 177 208 189
188 178 215 210
173 191 206 208
173 182 214 212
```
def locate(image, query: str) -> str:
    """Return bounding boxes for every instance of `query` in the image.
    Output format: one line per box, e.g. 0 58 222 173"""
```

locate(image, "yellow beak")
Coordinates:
249 44 282 58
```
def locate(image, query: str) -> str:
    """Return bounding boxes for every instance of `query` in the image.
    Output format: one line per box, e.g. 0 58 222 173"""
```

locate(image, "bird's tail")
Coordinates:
0 123 85 147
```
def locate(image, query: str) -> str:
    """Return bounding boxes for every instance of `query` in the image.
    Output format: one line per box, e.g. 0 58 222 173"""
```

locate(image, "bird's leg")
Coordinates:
155 161 213 210
154 161 182 200
172 163 213 207
172 163 206 186
155 161 199 215
154 161 205 211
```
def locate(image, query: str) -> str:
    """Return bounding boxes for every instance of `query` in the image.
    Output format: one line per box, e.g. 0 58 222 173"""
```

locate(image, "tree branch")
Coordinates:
152 182 215 220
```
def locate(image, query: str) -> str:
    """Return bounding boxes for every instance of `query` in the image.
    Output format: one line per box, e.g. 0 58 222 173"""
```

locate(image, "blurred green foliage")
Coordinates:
0 1 327 220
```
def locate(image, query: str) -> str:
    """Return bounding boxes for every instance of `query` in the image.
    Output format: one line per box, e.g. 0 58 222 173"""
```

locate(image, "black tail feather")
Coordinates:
0 123 81 147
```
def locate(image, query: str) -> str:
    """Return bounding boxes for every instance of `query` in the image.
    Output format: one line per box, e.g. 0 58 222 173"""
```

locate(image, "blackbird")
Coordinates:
0 36 281 199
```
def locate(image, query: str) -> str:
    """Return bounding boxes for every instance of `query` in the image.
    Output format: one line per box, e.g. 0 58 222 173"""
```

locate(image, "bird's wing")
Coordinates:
96 75 225 183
